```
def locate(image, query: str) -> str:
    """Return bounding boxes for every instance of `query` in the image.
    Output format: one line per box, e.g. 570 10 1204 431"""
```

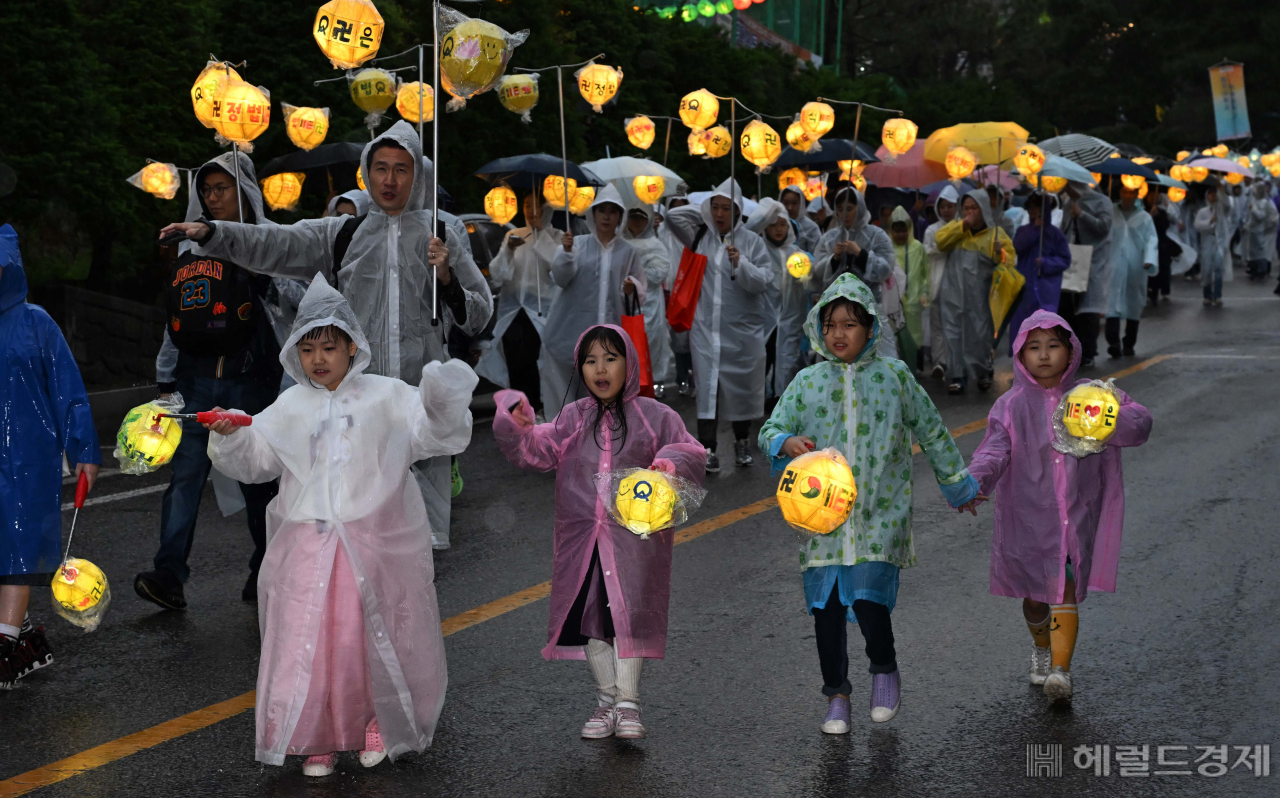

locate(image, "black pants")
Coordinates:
502 309 542 411
695 381 753 451
557 546 614 646
1104 317 1139 353
1059 292 1100 361
813 585 897 696
675 352 693 385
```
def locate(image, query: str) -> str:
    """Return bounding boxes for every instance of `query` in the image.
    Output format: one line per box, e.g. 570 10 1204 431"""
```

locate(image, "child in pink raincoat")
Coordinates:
493 324 706 740
207 276 476 776
968 310 1152 703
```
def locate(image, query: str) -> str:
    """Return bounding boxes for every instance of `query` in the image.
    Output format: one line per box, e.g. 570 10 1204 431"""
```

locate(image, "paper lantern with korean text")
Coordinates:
211 80 271 150
740 119 782 170
496 74 538 123
775 449 857 535
313 0 384 69
881 118 918 158
484 186 518 224
799 102 835 139
945 147 977 181
283 105 330 150
543 174 577 210
633 175 665 205
576 63 622 113
679 89 719 131
626 116 657 149
261 172 306 211
395 81 434 123
191 62 241 129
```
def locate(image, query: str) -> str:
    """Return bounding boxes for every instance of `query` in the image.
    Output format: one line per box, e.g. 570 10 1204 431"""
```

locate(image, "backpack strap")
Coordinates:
331 214 367 290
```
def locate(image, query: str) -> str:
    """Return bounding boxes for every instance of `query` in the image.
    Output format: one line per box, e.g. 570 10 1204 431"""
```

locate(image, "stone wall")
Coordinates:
62 285 165 390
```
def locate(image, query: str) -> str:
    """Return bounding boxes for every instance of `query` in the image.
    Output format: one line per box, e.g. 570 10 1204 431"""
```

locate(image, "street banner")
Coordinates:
1209 62 1251 141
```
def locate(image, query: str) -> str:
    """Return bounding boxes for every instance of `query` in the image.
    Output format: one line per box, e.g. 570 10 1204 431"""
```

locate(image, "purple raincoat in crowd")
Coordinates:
1007 222 1071 354
493 325 706 661
968 311 1152 604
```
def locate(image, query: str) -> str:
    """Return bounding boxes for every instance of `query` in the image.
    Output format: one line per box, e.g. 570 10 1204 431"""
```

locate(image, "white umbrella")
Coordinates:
581 156 683 190
1034 153 1098 184
1187 155 1252 177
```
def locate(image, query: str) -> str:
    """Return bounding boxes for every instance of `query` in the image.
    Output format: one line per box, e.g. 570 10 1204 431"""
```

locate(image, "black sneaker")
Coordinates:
705 449 721 474
16 625 54 679
0 638 21 690
134 569 187 610
1080 357 1095 369
242 571 258 603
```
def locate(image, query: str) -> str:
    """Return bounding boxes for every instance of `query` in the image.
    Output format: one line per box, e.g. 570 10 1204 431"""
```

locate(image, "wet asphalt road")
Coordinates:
3 273 1278 798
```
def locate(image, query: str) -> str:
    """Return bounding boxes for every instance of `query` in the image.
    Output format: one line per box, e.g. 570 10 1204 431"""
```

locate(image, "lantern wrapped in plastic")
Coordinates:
881 118 918 162
1189 166 1209 182
687 129 708 157
496 73 539 123
777 167 805 192
210 80 271 152
633 175 665 205
51 558 111 632
261 172 306 211
191 61 241 129
484 185 518 224
775 448 857 536
679 88 719 131
349 68 396 127
594 468 708 540
1014 144 1045 176
1052 380 1121 458
313 0 384 69
786 251 811 279
543 174 577 210
127 163 180 200
1262 153 1280 168
838 159 864 182
802 175 825 202
945 146 977 181
1167 187 1186 203
282 104 330 150
799 101 835 140
438 6 529 111
395 81 434 123
786 119 820 153
625 115 656 150
576 63 622 113
740 119 781 172
1038 175 1068 193
1120 174 1145 191
701 126 733 159
568 186 596 216
115 396 185 475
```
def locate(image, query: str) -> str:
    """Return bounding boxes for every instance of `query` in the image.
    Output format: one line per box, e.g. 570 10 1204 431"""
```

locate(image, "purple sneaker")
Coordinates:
821 696 851 734
870 670 900 722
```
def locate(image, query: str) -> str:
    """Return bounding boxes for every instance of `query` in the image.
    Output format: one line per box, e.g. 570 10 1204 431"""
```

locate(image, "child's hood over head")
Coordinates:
831 186 872 233
1012 309 1081 389
0 224 27 314
573 323 641 404
803 273 880 365
745 197 796 247
281 274 372 386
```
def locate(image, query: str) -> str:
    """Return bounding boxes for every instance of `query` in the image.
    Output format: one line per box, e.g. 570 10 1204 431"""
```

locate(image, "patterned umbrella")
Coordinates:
1039 134 1118 167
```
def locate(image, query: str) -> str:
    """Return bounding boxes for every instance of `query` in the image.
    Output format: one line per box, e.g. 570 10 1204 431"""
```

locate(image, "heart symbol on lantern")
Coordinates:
1085 405 1100 417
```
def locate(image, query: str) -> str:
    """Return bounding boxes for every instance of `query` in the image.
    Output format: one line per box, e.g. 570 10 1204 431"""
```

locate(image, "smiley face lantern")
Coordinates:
1014 144 1045 177
51 558 111 632
614 470 678 538
776 449 857 535
438 8 528 111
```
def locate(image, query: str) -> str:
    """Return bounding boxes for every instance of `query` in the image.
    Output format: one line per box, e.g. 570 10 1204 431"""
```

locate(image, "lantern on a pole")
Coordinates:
575 63 622 113
679 89 719 131
543 174 577 210
438 7 528 111
625 116 657 150
1167 187 1186 202
838 160 864 182
1120 174 1146 191
313 0 384 69
881 118 918 161
1038 175 1068 193
127 163 181 200
740 119 781 172
282 104 330 150
778 167 806 192
484 185 518 224
349 68 396 128
396 81 434 123
786 119 819 153
261 172 306 211
191 61 241 129
497 74 539 123
568 186 595 216
634 175 666 205
799 101 835 139
688 129 708 156
1014 144 1045 177
945 146 977 181
211 80 271 152
701 126 732 159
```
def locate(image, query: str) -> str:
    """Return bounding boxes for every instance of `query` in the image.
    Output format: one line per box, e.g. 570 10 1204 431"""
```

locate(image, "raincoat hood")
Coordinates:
360 120 429 216
326 188 371 217
280 273 373 387
621 201 656 240
961 188 999 232
745 197 796 248
584 183 627 238
889 205 915 239
831 186 871 232
190 150 265 225
803 273 881 365
700 177 746 233
934 184 960 218
781 184 807 214
807 196 832 215
1252 182 1270 201
0 224 27 314
1010 309 1081 390
571 323 641 404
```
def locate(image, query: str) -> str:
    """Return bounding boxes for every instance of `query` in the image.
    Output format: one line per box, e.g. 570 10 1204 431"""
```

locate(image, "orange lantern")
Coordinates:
1189 166 1209 182
127 163 181 200
1271 164 1280 178
211 80 271 151
356 168 366 191
1120 174 1146 191
1038 175 1068 193
1167 187 1186 202
786 119 819 153
838 160 864 182
191 62 241 129
688 129 708 157
1090 171 1103 184
575 63 623 113
282 104 330 150
568 185 595 216
395 81 435 123
679 89 719 131
881 118 918 158
542 174 578 210
625 116 656 150
261 172 306 211
799 102 835 139
802 174 825 202
740 119 782 171
849 174 867 192
1014 144 1045 176
313 0 384 69
1223 171 1245 185
484 185 518 224
944 146 977 181
777 167 806 192
1211 143 1229 158
1176 150 1191 161
633 175 666 205
701 126 733 159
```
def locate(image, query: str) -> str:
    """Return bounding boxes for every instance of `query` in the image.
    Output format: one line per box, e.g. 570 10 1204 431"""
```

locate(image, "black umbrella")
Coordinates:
258 142 365 179
774 139 881 172
473 154 602 189
1090 158 1158 179
1112 142 1148 158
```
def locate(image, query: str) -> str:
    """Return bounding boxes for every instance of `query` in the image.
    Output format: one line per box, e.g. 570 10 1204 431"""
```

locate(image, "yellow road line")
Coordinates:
0 353 1173 797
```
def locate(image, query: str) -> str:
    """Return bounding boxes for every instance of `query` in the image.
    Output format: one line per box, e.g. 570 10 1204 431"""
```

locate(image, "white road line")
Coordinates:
62 484 169 512
1172 354 1280 360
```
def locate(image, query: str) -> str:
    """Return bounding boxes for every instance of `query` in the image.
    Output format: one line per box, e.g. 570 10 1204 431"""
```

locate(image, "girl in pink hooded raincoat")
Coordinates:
493 324 706 741
968 310 1151 703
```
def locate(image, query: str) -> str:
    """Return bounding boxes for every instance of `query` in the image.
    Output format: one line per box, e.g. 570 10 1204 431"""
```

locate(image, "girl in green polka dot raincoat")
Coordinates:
758 273 980 730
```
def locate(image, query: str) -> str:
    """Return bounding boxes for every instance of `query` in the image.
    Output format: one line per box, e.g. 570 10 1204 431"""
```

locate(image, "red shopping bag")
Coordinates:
621 293 655 398
665 226 710 333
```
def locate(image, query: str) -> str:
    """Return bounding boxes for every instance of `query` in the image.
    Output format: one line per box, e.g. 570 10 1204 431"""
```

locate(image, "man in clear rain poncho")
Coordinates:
621 202 673 397
162 120 492 551
1057 181 1113 367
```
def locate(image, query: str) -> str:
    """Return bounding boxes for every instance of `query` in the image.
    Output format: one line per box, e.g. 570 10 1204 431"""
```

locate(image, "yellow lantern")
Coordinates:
802 175 825 202
701 126 733 159
1168 164 1187 182
1038 175 1068 193
775 450 857 535
799 102 835 139
569 185 596 216
576 63 623 114
1189 166 1209 182
497 74 539 123
349 68 396 123
1176 150 1191 161
282 105 330 150
191 62 241 129
614 470 678 537
1137 182 1149 199
542 174 578 210
786 119 819 153
1223 171 1245 185
1014 144 1045 176
945 146 977 181
778 167 806 192
1120 174 1146 191
838 159 864 182
881 118 918 157
849 174 867 192
625 116 657 150
261 172 306 211
688 129 708 157
356 168 366 191
116 403 183 472
1090 171 1103 184
211 80 271 149
1109 152 1121 158
633 175 666 205
1132 156 1154 166
679 88 719 131
128 163 180 200
1262 153 1279 168
395 81 435 123
439 16 523 110
1271 164 1280 178
483 185 518 224
313 0 384 69
1212 143 1229 158
740 119 782 170
1167 187 1186 202
51 558 110 631
786 251 812 279
1061 384 1119 442
1237 156 1252 169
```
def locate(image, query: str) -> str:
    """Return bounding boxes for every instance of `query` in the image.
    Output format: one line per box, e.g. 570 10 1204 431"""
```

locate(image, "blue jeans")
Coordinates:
155 375 278 583
1201 263 1224 300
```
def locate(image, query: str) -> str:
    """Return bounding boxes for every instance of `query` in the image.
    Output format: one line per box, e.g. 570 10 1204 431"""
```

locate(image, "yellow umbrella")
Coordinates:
923 122 1030 167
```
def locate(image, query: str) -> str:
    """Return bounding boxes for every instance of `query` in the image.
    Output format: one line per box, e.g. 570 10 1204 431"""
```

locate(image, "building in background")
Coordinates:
637 0 837 71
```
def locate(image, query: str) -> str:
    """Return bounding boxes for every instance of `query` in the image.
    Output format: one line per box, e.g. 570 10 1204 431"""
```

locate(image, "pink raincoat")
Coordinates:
968 310 1152 604
492 324 706 660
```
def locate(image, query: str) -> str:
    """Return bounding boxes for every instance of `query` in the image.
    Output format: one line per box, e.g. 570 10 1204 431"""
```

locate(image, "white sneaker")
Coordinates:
1029 645 1052 686
614 702 646 739
1043 666 1073 702
581 703 617 739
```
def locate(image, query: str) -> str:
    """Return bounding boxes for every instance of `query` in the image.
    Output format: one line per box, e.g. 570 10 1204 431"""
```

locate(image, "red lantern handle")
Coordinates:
75 471 90 510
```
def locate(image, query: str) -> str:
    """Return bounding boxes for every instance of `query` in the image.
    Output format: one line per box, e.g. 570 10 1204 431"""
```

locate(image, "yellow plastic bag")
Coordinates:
989 259 1026 336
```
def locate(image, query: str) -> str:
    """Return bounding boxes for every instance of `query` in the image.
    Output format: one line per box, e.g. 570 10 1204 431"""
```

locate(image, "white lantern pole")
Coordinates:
431 0 441 325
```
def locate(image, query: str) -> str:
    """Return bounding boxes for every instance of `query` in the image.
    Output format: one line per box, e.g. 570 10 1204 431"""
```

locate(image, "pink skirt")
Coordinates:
284 544 375 755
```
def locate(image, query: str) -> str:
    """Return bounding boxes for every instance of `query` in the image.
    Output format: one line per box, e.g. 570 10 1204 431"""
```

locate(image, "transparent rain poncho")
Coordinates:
594 467 706 540
207 276 477 765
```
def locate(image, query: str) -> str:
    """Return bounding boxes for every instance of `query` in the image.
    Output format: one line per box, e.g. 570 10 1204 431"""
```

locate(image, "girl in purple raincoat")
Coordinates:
493 324 706 740
969 311 1152 703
